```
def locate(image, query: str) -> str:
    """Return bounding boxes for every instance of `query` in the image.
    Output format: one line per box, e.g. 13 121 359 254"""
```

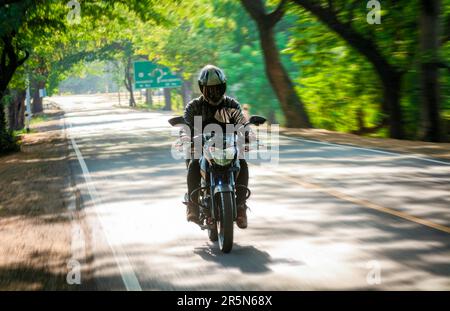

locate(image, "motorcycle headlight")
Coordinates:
209 146 236 166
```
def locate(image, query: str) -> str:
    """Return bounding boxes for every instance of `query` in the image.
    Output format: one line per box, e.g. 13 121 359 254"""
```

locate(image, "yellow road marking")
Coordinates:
280 174 450 235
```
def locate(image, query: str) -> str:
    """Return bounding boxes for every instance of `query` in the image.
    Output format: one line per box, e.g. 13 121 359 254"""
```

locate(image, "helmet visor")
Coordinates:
202 84 226 105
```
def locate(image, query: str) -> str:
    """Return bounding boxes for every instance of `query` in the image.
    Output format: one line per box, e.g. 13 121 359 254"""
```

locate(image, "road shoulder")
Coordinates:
0 106 89 290
281 128 450 162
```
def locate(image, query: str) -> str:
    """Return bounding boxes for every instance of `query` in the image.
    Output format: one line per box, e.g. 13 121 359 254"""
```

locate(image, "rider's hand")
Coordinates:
175 135 191 152
245 130 256 144
248 131 256 142
179 135 191 143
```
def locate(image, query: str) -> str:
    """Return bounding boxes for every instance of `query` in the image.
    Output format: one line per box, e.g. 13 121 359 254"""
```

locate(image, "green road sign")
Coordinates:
134 61 182 89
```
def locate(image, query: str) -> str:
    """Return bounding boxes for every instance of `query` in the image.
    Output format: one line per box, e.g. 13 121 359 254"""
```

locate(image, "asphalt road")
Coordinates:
54 94 450 290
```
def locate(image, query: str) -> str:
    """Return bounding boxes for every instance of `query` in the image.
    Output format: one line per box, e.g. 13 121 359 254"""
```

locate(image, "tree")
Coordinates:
0 1 32 103
420 0 443 141
134 2 224 106
285 9 383 133
290 0 415 139
1 0 174 152
211 0 284 123
240 0 311 128
123 47 136 107
1 0 42 151
7 89 25 130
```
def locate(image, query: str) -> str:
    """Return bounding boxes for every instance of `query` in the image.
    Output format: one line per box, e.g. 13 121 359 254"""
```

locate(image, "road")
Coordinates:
54 94 450 290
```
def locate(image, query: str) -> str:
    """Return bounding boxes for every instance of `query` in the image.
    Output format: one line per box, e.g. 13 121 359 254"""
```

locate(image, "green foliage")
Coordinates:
1 0 448 140
0 130 20 154
219 43 281 123
285 12 382 132
214 0 284 123
283 1 439 137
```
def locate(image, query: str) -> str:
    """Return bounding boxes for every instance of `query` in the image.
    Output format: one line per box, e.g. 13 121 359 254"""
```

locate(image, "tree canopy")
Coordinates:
1 0 449 152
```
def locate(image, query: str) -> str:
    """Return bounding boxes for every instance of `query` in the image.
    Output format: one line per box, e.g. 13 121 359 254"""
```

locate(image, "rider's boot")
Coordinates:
236 203 248 229
186 202 200 223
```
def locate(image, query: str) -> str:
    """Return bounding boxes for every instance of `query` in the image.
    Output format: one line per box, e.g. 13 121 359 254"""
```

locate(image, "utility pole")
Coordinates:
25 73 32 133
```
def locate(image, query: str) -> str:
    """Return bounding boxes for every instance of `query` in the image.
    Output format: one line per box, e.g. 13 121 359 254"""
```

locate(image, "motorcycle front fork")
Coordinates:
209 171 237 221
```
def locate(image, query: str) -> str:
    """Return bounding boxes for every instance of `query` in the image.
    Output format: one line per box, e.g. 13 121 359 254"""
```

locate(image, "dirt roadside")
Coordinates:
0 106 88 290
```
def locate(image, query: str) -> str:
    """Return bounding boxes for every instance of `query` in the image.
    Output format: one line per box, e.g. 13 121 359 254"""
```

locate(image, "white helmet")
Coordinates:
198 65 227 106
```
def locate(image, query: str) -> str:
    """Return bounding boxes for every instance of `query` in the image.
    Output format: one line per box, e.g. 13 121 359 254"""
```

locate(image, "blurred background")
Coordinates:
1 0 449 154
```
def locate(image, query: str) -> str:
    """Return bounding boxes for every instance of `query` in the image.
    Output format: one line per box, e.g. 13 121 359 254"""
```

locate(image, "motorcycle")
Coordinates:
168 115 266 253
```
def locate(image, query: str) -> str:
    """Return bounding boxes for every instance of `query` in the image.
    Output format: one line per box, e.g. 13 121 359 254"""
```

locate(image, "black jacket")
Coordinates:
183 96 247 134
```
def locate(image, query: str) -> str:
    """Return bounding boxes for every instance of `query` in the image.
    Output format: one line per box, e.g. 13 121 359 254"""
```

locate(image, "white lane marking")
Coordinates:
71 224 86 262
61 117 86 286
66 181 86 284
67 122 142 291
66 189 86 261
282 135 450 166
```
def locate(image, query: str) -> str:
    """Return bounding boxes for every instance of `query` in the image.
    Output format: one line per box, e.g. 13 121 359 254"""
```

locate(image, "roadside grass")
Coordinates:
4 113 55 155
366 128 389 139
30 113 49 125
12 113 53 140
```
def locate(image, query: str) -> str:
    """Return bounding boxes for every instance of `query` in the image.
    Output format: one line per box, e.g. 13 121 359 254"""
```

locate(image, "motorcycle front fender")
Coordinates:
213 184 237 221
213 184 234 196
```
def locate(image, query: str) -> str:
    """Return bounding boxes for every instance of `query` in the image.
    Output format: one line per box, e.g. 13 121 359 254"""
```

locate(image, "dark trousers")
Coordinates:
187 159 249 206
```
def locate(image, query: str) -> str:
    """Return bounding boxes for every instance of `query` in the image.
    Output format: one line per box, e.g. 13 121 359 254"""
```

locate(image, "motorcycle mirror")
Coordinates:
248 115 266 126
168 116 186 126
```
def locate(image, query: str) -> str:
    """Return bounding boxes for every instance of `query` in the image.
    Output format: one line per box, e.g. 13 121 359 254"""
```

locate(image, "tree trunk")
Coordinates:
32 89 42 114
32 79 45 114
146 88 153 107
0 32 30 106
124 57 136 107
240 0 311 128
0 34 29 105
163 88 172 111
381 72 404 139
0 100 7 138
420 0 442 142
129 91 136 107
258 26 311 128
0 33 29 152
8 89 26 130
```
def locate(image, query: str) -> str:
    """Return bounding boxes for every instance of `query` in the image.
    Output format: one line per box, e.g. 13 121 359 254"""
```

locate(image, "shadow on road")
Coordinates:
194 243 304 274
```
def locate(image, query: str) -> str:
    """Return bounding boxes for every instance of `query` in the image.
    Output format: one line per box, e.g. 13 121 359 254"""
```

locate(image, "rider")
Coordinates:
183 64 249 229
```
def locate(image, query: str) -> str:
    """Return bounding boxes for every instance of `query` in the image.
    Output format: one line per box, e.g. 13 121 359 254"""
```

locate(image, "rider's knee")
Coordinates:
239 159 248 169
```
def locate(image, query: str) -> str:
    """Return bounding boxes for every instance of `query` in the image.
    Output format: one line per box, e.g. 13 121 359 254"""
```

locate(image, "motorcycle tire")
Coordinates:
217 192 234 253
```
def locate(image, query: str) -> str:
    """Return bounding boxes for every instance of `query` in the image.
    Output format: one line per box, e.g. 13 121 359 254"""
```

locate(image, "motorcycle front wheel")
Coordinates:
216 192 234 253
